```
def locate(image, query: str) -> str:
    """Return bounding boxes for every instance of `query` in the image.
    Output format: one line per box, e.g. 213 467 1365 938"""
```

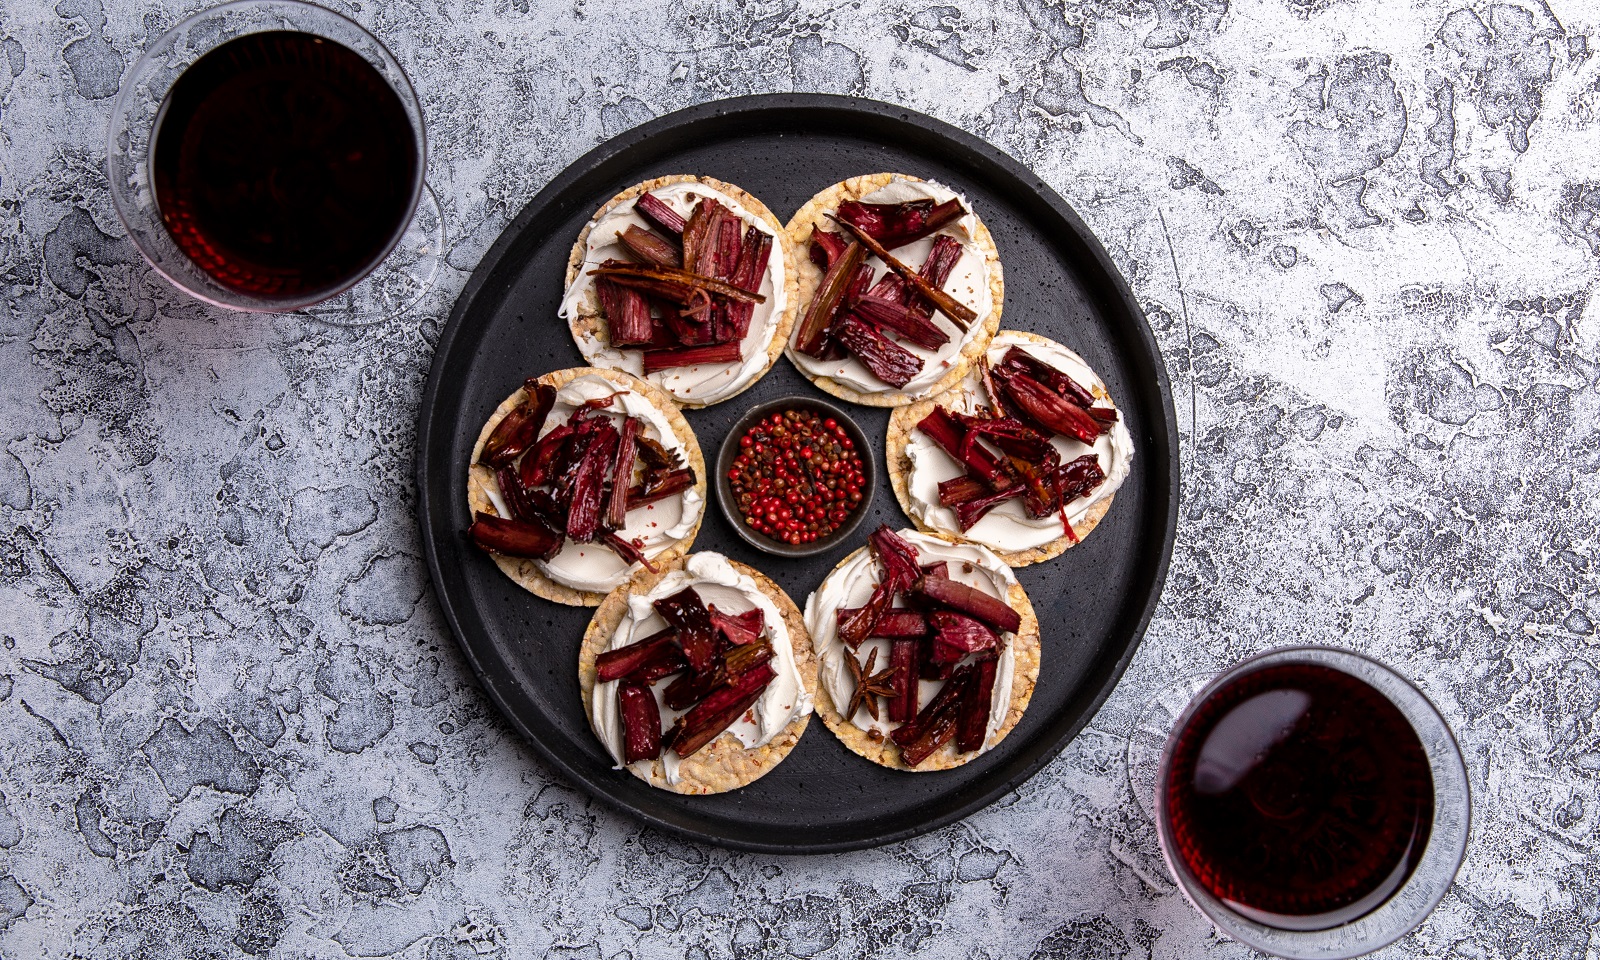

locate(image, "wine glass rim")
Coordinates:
106 0 428 313
1152 644 1471 960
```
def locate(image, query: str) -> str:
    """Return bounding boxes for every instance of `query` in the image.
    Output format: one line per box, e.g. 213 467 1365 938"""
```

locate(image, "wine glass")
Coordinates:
1153 647 1470 959
105 0 445 324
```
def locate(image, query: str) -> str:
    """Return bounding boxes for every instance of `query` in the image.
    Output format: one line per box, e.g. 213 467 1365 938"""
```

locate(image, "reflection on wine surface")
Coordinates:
1163 661 1434 932
152 30 418 301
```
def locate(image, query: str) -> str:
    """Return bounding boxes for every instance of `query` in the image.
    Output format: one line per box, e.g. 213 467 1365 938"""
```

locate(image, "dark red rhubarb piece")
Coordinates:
929 611 998 662
956 656 997 752
597 629 684 683
837 198 964 249
563 421 619 542
907 235 964 313
916 406 1014 489
1089 406 1118 426
600 530 655 573
833 608 929 639
834 316 922 388
914 575 1022 634
468 511 563 560
635 193 686 236
669 663 777 758
679 198 722 278
617 681 662 763
597 278 655 346
618 225 681 268
1057 455 1106 504
519 421 573 489
479 381 557 468
654 587 717 672
937 474 1026 530
626 467 696 509
809 228 848 271
641 341 742 373
892 666 972 766
605 417 641 530
999 347 1095 408
871 525 923 588
887 638 920 724
830 215 977 330
998 372 1101 445
852 295 949 350
726 230 773 341
793 241 867 357
666 638 776 708
837 527 923 648
710 607 765 647
494 465 535 524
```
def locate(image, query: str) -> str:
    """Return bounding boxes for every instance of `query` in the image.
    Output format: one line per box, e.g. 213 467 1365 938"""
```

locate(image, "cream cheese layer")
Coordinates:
905 333 1134 551
787 177 993 397
591 553 812 785
562 181 788 406
804 530 1016 753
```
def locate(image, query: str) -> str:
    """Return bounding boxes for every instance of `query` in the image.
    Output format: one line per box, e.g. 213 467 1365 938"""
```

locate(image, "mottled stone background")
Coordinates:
1 0 1598 956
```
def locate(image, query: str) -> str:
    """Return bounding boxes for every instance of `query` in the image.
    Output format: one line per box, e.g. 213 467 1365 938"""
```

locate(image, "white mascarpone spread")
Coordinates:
560 182 788 406
491 374 703 593
803 530 1017 754
905 332 1134 552
591 552 813 784
786 177 993 397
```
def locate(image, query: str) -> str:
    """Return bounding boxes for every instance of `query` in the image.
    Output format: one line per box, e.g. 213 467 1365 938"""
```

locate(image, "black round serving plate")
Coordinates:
416 94 1179 853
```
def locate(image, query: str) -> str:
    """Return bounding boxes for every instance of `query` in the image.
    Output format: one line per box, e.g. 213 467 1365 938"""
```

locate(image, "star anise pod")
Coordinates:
845 647 901 721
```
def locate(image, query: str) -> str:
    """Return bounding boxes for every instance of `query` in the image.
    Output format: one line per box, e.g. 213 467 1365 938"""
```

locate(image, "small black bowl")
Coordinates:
715 395 877 558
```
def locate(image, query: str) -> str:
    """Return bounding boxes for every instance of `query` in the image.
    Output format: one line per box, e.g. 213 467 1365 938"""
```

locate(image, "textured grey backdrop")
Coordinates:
1 0 1598 956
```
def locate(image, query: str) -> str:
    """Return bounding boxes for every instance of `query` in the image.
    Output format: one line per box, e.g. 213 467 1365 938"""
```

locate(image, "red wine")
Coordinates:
1164 661 1433 928
152 31 418 300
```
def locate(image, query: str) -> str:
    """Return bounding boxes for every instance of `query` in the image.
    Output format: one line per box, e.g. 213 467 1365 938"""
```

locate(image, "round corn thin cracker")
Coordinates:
578 555 818 794
810 536 1041 771
466 366 706 607
563 175 801 409
782 173 1004 408
885 331 1117 566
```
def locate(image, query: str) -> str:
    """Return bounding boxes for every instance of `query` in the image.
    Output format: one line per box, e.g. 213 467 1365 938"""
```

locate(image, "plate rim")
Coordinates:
415 92 1181 853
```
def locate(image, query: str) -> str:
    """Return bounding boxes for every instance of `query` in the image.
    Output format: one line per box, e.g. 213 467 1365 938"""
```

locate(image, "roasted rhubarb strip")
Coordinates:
871 526 923 587
1057 455 1106 503
834 316 921 388
836 580 896 651
793 241 867 357
998 372 1101 445
479 381 557 468
917 406 1013 489
468 511 563 560
635 193 686 236
710 606 765 647
905 235 964 313
921 561 950 580
887 638 920 724
597 629 682 683
641 341 742 373
669 663 777 758
929 611 998 662
601 530 656 573
590 262 764 304
634 433 681 471
999 347 1095 408
563 422 619 542
606 417 641 530
597 278 655 346
833 608 929 639
837 198 964 249
1089 406 1118 426
809 228 848 271
1006 453 1062 520
618 225 681 269
726 229 772 341
679 198 721 278
956 656 998 752
937 474 1026 530
666 637 776 709
494 465 535 523
618 681 663 763
655 587 717 672
893 667 972 766
831 215 977 330
913 575 1022 634
851 295 949 350
626 467 696 509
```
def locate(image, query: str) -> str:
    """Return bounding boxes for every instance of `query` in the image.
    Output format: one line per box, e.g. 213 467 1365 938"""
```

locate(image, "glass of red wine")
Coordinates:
1155 647 1469 959
106 0 444 323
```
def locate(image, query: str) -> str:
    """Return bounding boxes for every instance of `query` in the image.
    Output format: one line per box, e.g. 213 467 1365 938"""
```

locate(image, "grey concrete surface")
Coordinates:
1 0 1597 956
